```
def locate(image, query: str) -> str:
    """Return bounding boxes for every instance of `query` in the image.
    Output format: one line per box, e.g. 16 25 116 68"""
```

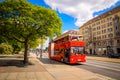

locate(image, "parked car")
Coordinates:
108 53 120 58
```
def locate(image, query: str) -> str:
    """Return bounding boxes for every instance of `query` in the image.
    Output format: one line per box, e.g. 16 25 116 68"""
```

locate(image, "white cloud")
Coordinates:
44 0 119 27
63 30 68 34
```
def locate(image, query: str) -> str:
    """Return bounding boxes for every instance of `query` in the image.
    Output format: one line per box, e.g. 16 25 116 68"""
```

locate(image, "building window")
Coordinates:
93 32 96 36
108 33 113 38
104 30 106 33
97 42 101 46
110 17 112 21
107 17 109 21
107 22 112 27
115 32 120 37
97 26 100 30
108 40 113 46
102 35 107 39
97 31 101 35
115 25 119 30
102 41 107 46
107 23 110 27
97 27 98 30
102 29 106 34
105 35 106 38
102 30 104 34
104 24 106 28
109 22 112 26
103 19 105 23
108 28 113 32
114 15 119 24
93 28 96 31
101 25 103 28
93 37 96 40
117 40 120 44
102 24 106 28
96 22 100 25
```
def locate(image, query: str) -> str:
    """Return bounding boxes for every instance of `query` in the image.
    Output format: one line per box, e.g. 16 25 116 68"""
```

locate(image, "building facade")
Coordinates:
79 6 120 56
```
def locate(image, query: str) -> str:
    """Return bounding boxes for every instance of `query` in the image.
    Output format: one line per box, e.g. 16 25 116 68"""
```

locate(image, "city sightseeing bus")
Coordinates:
48 33 86 64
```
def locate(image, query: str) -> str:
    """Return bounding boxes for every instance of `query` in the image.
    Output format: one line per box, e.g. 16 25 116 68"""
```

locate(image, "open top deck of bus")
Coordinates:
53 33 83 43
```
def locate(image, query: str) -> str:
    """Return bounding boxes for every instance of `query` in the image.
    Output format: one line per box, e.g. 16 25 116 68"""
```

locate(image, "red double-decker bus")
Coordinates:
48 33 86 64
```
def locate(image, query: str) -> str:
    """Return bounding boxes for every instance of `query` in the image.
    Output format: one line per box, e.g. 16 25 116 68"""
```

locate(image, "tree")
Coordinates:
0 35 23 54
11 41 23 54
0 43 13 54
0 0 62 64
38 36 46 58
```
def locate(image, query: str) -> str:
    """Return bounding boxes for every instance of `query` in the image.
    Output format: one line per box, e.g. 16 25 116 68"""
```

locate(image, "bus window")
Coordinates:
59 49 64 54
55 49 60 54
70 47 84 55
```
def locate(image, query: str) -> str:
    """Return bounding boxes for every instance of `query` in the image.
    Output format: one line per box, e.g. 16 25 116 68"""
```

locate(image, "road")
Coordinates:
76 60 120 80
41 53 120 80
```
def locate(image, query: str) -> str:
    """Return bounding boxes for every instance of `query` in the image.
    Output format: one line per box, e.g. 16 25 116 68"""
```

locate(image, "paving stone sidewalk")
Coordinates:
0 54 55 80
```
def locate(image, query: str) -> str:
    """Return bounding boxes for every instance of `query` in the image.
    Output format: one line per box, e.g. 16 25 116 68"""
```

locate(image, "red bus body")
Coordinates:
48 35 86 64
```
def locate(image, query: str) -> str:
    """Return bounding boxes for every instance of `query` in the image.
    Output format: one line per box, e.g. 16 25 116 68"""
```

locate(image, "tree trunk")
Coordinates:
12 47 16 54
23 41 28 64
40 46 43 58
40 37 44 58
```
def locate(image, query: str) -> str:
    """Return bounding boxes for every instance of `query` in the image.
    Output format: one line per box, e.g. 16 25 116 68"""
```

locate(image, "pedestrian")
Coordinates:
40 51 42 58
35 51 39 58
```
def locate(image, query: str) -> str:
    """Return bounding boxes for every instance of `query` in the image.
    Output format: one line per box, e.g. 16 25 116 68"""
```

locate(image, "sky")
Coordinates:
28 0 120 33
27 0 120 49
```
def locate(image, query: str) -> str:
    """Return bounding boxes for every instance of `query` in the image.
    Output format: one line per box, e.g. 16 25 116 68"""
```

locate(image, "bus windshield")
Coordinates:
71 47 84 55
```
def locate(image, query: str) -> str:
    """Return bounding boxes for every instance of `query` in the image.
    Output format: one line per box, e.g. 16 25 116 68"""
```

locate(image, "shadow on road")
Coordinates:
69 63 83 66
38 58 65 65
38 57 83 66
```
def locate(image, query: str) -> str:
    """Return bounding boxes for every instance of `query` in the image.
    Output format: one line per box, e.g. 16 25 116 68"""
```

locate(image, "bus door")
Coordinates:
64 48 70 62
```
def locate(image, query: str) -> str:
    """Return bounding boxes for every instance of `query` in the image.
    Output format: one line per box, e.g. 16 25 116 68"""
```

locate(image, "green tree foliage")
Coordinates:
0 43 13 54
28 38 42 49
11 41 23 53
0 35 23 54
0 0 62 64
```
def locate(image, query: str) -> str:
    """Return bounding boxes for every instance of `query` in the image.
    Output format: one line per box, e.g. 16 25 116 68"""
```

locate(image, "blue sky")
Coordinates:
28 0 120 33
27 0 120 49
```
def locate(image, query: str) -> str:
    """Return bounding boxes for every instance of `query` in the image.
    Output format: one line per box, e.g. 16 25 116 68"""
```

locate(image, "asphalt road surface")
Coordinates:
76 60 120 80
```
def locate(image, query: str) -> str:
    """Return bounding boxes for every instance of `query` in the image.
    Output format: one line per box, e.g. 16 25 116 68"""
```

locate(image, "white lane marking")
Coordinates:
86 61 120 69
85 63 120 72
86 60 120 69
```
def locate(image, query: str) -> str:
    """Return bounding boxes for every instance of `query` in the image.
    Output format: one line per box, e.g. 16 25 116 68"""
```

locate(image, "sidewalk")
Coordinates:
0 53 116 80
0 53 55 80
